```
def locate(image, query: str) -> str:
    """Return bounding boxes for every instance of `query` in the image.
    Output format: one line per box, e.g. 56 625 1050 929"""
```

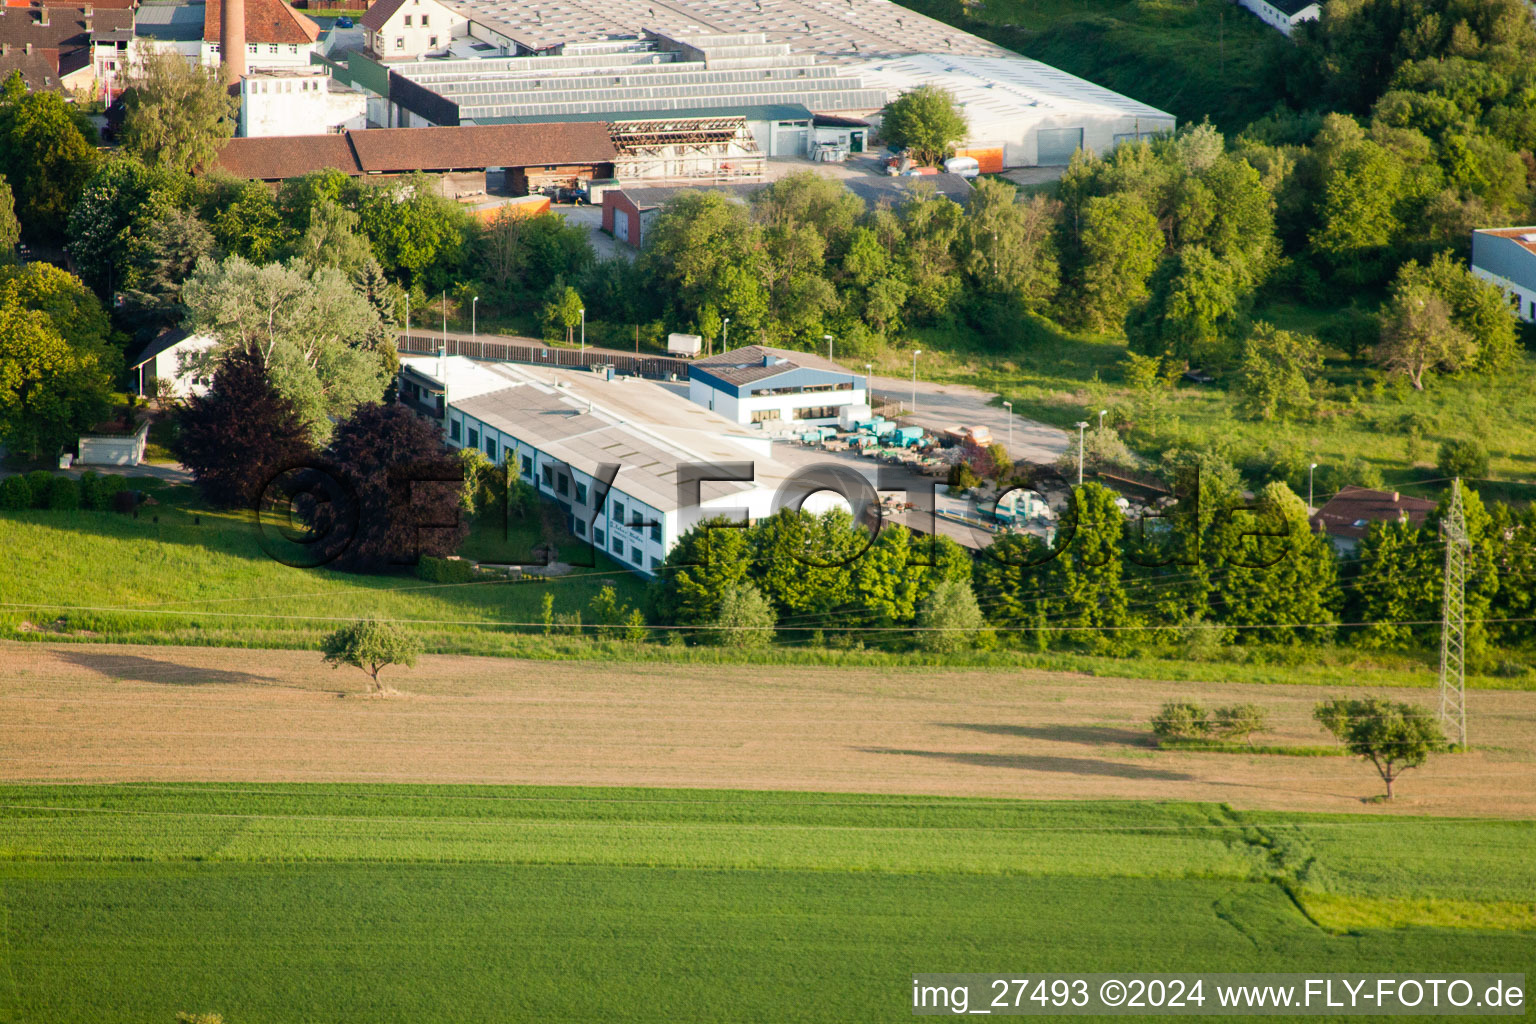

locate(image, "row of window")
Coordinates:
249 78 325 93
750 382 854 397
450 412 664 567
379 32 440 50
750 406 840 422
209 44 302 55
588 527 658 570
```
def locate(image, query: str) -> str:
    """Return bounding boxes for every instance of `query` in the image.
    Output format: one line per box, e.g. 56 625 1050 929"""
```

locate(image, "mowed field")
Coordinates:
3 641 1535 816
1 786 1533 1023
2 643 1535 1022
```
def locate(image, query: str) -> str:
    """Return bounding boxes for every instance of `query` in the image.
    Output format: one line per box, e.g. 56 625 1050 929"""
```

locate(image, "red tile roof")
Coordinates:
358 0 405 32
346 123 618 172
203 0 319 44
215 132 360 179
214 124 619 180
1309 485 1438 541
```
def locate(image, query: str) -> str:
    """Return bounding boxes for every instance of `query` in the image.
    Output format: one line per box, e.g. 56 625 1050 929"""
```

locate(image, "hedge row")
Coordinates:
0 471 132 513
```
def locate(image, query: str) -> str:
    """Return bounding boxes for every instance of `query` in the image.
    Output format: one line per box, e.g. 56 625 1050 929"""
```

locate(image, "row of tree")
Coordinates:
637 472 1535 660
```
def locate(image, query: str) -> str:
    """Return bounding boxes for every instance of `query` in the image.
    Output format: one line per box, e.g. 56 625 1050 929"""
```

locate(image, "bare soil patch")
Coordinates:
3 640 1532 816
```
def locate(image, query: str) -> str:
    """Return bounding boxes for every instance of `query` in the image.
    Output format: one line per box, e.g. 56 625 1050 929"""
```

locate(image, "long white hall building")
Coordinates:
398 355 852 575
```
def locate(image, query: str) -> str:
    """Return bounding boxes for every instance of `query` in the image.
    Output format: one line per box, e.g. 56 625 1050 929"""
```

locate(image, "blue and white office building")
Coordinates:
688 345 869 428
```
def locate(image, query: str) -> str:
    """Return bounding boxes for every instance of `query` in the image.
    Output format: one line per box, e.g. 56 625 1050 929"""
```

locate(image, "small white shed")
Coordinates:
667 333 703 357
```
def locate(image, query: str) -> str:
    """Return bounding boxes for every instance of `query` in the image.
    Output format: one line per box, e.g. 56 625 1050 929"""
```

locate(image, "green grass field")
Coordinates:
878 314 1536 498
0 483 646 655
0 785 1530 1023
893 0 1286 131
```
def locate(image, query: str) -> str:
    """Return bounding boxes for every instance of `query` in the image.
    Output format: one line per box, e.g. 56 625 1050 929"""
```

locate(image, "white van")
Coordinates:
943 156 981 178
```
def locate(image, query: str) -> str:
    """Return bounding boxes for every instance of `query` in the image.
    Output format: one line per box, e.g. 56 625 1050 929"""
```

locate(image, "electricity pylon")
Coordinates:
1437 479 1468 749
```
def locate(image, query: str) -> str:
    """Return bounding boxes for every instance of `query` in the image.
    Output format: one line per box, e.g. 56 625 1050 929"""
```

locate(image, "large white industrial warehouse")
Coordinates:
358 0 1174 168
396 354 868 575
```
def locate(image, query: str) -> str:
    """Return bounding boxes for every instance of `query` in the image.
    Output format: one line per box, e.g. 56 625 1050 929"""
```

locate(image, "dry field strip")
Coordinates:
2 640 1533 816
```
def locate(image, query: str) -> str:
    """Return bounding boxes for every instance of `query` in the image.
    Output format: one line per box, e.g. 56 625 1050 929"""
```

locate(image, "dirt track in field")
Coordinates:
2 641 1533 816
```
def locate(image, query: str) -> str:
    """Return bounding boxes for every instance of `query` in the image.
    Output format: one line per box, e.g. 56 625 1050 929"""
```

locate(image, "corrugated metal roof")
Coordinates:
413 357 768 512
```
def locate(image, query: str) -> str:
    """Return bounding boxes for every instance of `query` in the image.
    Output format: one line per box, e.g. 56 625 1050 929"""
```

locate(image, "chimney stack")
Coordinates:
38 6 49 27
220 0 246 88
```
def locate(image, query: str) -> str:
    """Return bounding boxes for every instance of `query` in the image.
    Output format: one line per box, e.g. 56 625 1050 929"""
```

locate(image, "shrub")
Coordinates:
1151 701 1210 740
0 474 32 510
45 475 80 510
79 470 125 511
947 462 981 492
1437 439 1489 481
704 580 776 648
25 470 53 508
416 555 475 584
78 469 101 507
915 577 986 654
1212 703 1269 744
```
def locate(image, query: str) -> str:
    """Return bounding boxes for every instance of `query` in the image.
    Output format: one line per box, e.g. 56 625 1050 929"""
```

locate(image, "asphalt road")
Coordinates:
868 375 1069 466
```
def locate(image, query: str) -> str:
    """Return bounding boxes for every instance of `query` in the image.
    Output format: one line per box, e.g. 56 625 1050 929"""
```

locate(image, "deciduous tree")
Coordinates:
118 51 237 173
879 85 968 166
170 346 316 508
0 81 98 240
1313 698 1447 798
319 402 468 570
321 619 422 691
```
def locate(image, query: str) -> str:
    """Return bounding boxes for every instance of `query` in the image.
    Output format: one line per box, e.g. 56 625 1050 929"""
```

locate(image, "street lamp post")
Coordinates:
910 350 921 414
1098 408 1107 431
1075 421 1089 487
720 317 730 357
472 296 479 340
579 307 585 358
1309 463 1319 511
823 333 834 362
864 363 873 405
1003 400 1013 453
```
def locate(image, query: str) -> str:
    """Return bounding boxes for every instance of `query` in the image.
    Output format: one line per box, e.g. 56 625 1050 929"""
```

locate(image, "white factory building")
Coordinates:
397 355 846 575
334 0 1174 169
855 53 1173 168
688 346 870 428
239 66 366 137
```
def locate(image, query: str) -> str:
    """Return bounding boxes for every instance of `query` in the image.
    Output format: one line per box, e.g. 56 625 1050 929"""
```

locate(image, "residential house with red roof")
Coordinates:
359 0 465 62
1308 485 1438 553
200 0 318 71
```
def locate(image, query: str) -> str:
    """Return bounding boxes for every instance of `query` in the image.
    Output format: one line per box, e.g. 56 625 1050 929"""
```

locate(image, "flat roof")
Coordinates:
1476 226 1536 257
404 356 773 512
135 0 207 41
852 53 1176 140
444 0 1006 65
693 344 856 388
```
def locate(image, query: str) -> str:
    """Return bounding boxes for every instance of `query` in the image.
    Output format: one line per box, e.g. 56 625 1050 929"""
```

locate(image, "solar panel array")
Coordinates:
394 34 887 121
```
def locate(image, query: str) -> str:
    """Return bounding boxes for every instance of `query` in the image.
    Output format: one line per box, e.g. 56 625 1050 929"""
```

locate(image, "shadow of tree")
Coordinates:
54 649 282 687
940 722 1157 748
856 747 1192 781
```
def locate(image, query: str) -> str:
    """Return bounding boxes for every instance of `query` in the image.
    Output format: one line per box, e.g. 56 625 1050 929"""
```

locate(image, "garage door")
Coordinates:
773 128 808 157
1036 126 1084 166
